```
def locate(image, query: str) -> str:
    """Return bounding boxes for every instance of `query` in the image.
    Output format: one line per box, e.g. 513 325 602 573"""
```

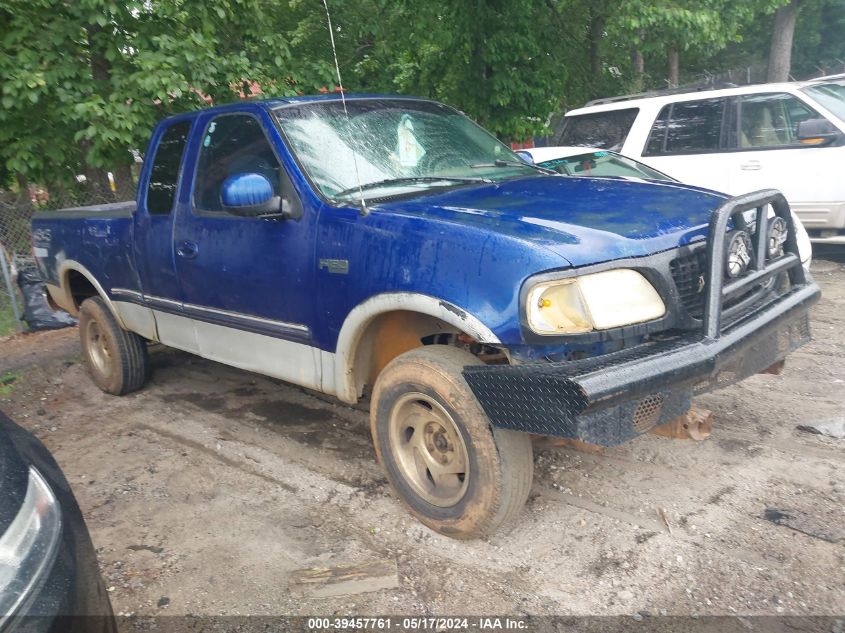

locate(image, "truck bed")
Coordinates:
31 201 140 305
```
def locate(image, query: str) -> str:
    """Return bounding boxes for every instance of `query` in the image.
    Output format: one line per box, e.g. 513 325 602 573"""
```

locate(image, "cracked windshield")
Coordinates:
275 99 542 201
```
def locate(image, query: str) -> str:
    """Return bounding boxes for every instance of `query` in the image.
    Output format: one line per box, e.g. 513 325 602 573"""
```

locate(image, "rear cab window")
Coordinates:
559 108 639 150
644 98 727 156
145 120 191 215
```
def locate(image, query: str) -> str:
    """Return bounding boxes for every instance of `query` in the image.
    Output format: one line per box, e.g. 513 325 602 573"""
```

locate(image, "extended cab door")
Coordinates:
133 117 199 351
635 97 731 193
172 108 321 388
726 92 845 232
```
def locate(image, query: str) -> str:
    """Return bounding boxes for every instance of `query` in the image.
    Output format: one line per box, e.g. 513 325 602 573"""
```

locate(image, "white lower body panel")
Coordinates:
112 301 333 395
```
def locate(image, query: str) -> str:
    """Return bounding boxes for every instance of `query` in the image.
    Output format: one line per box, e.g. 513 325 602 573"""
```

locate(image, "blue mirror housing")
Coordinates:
220 173 281 216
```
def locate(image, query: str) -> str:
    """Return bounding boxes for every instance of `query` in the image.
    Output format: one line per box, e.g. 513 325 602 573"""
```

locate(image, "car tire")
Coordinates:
370 345 533 539
78 296 148 395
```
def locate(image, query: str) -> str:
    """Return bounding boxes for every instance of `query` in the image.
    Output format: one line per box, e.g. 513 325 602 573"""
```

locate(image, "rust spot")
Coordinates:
368 312 429 388
759 360 786 375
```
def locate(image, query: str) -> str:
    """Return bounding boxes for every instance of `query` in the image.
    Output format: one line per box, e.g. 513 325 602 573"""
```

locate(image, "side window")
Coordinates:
193 114 283 213
738 93 821 148
644 106 670 155
559 108 639 150
146 120 191 214
644 98 726 156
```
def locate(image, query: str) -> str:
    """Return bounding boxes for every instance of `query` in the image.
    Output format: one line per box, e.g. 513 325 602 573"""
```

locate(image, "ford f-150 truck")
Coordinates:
32 95 821 538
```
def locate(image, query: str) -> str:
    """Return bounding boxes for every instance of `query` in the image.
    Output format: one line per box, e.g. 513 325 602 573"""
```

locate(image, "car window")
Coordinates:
802 83 845 122
558 109 638 150
644 98 726 155
538 151 673 181
146 120 191 215
738 93 821 148
193 114 283 212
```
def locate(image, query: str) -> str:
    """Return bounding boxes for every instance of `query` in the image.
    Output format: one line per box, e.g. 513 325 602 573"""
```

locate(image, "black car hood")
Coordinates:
0 412 29 535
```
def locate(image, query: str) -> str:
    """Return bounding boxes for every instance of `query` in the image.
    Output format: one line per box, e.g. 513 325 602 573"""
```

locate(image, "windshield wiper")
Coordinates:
333 176 492 200
470 159 557 175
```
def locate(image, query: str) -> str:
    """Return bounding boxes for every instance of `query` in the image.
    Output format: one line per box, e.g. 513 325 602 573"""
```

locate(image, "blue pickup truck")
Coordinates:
32 95 820 538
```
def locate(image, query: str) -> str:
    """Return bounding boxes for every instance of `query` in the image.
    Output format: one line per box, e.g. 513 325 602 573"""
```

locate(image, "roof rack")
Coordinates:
584 82 740 107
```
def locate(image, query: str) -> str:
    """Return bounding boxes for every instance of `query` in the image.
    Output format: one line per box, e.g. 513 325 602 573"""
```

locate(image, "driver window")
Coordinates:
193 114 283 212
739 93 820 148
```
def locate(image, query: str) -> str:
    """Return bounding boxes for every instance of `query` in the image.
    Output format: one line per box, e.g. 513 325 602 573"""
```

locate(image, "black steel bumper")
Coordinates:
464 190 822 446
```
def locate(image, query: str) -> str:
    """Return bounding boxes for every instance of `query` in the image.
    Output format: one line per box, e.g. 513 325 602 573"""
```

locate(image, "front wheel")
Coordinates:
78 296 148 395
370 346 533 539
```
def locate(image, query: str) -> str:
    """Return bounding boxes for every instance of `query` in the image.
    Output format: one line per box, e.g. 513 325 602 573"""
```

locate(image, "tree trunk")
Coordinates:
83 22 122 202
631 31 645 92
589 11 605 78
14 172 29 206
767 0 802 82
667 46 679 88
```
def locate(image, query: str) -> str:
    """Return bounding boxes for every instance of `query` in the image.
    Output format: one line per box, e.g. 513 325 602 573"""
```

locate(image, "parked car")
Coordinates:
560 79 845 244
518 146 812 268
517 146 674 180
0 410 115 632
31 95 820 538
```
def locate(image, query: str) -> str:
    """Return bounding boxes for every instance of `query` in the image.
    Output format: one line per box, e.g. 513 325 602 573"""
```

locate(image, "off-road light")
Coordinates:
767 216 788 258
725 230 753 278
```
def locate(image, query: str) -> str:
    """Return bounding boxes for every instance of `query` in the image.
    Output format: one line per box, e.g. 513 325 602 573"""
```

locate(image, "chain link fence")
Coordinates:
0 184 131 337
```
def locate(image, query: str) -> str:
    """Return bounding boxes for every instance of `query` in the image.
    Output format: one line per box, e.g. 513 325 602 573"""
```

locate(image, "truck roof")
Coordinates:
159 93 430 122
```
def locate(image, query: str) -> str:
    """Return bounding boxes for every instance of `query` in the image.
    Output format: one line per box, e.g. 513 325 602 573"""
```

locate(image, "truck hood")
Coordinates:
375 176 728 267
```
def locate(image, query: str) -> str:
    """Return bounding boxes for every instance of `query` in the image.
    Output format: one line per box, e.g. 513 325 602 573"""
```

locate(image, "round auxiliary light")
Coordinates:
725 230 753 278
767 216 788 258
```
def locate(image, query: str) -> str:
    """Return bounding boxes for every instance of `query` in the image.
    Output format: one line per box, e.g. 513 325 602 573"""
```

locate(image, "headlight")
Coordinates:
0 467 62 619
526 269 666 334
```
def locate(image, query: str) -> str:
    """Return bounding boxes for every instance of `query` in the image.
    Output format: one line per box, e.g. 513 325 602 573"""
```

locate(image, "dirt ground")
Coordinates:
1 254 843 624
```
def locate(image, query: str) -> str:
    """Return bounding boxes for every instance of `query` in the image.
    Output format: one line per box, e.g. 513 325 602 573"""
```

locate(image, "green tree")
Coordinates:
0 0 333 196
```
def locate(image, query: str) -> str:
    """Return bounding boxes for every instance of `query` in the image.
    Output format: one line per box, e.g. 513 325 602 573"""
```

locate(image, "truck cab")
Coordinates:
33 95 821 538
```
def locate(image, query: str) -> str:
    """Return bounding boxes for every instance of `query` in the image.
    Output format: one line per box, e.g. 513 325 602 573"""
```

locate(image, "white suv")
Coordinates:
560 79 845 244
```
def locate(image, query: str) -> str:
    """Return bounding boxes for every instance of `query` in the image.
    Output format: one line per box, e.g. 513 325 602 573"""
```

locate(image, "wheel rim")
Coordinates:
85 319 112 378
388 392 470 507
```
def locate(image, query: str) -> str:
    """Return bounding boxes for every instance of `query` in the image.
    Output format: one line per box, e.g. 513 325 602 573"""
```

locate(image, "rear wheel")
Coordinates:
371 345 533 539
79 296 148 395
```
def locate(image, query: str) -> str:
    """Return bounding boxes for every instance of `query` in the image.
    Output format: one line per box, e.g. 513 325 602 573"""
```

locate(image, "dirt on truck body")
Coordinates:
0 255 842 626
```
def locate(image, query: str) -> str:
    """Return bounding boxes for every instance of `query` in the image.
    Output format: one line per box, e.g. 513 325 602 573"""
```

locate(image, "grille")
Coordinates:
670 244 789 326
670 249 708 318
632 393 664 432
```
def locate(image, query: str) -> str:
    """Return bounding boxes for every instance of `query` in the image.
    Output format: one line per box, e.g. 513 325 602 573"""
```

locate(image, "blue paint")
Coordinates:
32 95 729 355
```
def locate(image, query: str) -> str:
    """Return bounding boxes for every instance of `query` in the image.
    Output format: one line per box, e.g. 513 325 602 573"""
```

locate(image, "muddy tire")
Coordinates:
371 345 533 539
78 296 148 395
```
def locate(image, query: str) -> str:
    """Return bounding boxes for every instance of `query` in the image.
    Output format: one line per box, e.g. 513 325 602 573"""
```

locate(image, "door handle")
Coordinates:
176 240 199 259
740 160 762 171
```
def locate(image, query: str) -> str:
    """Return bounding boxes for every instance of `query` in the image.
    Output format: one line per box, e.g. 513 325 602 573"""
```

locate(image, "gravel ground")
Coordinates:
0 254 843 626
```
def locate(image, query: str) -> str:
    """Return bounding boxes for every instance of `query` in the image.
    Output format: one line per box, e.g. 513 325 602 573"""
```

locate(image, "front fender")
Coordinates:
332 292 500 403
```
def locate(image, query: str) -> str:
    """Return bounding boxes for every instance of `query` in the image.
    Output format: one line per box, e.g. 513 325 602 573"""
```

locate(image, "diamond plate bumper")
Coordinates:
463 282 820 446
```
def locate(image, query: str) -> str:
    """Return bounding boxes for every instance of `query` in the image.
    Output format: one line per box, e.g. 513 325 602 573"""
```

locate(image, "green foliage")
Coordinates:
0 0 842 170
0 0 334 188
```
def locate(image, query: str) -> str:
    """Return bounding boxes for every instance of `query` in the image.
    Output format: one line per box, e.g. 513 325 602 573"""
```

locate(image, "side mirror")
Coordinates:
796 118 840 147
220 173 282 217
515 150 535 164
